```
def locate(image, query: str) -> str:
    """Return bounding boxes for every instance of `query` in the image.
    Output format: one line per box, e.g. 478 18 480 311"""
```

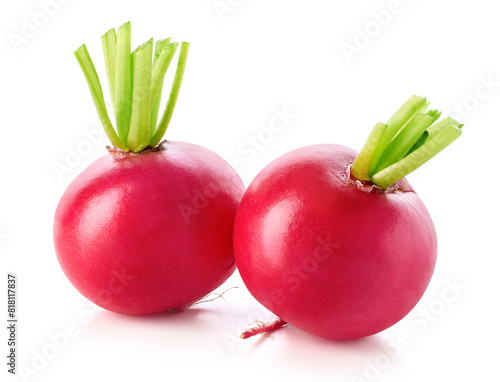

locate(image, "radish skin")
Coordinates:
54 141 244 315
234 144 437 339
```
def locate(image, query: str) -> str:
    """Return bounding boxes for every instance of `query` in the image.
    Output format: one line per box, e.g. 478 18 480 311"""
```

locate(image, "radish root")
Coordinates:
192 286 238 306
169 286 238 312
240 317 288 339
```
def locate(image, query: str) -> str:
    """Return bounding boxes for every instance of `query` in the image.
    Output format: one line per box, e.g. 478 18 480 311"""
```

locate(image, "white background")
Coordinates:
1 0 499 381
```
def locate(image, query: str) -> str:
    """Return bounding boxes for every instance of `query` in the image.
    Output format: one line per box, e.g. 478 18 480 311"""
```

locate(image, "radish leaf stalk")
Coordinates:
75 22 189 154
101 28 117 110
150 42 190 148
371 123 462 189
351 122 387 181
74 45 127 151
150 38 173 137
151 41 178 138
368 95 428 176
374 109 441 172
115 22 132 144
351 96 463 189
406 130 429 155
128 39 153 153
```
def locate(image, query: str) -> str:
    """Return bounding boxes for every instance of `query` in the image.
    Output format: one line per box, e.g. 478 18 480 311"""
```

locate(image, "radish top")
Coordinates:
351 96 463 189
74 22 189 153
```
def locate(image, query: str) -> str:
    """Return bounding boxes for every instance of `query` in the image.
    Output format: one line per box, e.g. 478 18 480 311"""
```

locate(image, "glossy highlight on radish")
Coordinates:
234 96 462 340
54 23 244 315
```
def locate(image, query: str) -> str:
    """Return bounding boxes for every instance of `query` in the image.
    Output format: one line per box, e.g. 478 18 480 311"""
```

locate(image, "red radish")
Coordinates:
54 22 244 315
234 96 462 340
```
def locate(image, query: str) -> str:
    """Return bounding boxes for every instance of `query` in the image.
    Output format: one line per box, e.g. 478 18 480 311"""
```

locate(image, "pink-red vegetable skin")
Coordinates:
234 96 462 339
234 144 437 339
54 141 244 315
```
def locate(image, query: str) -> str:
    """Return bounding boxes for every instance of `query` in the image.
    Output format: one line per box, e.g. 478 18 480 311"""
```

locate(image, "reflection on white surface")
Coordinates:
18 270 471 382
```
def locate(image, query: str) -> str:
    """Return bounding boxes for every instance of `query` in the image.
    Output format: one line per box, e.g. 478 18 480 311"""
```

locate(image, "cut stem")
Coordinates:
101 28 117 110
352 96 463 189
427 116 459 136
406 130 429 155
369 95 428 176
150 42 178 138
76 22 189 154
150 42 190 148
114 22 133 144
150 38 172 137
127 38 153 153
351 122 387 181
74 45 127 151
374 109 441 172
371 123 462 189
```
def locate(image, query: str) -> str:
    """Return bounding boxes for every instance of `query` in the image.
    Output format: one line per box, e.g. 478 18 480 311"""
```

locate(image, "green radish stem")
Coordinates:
371 124 462 189
369 95 429 176
74 45 127 151
101 28 117 111
351 96 463 189
128 39 153 152
75 22 189 154
374 109 441 173
151 41 178 138
150 38 172 137
351 122 387 181
114 22 132 144
150 42 190 148
406 130 429 155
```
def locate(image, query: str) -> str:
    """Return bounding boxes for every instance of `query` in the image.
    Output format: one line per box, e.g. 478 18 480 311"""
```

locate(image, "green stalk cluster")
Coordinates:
74 22 189 153
351 96 463 189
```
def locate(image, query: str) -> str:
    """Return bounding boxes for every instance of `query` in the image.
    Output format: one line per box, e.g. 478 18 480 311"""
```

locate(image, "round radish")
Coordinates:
54 23 244 315
234 96 462 339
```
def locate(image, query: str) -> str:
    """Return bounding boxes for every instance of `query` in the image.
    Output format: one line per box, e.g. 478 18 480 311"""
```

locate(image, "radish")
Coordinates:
54 22 244 315
234 96 462 340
